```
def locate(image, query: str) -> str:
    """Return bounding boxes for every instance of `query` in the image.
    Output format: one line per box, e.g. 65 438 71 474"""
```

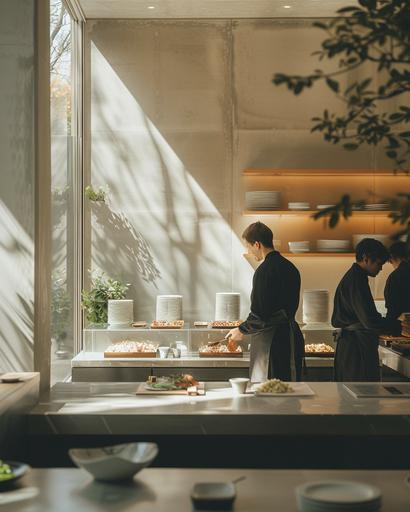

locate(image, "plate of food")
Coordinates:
104 340 158 358
0 460 30 487
150 320 184 329
252 379 315 396
210 320 242 329
137 374 205 395
199 343 243 358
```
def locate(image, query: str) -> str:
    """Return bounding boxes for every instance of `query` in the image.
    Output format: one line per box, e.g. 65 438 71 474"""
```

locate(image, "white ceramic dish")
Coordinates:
352 234 390 248
296 480 381 512
253 382 315 397
69 442 158 482
316 204 335 210
288 202 310 210
229 378 250 395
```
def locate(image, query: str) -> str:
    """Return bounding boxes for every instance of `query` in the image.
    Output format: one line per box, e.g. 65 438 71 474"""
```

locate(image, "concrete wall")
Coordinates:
0 0 35 371
85 19 401 323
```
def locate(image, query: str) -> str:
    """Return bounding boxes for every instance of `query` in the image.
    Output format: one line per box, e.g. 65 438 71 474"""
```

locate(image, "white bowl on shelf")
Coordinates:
289 241 310 253
245 191 281 209
317 240 350 252
288 202 310 210
352 234 390 248
69 442 158 482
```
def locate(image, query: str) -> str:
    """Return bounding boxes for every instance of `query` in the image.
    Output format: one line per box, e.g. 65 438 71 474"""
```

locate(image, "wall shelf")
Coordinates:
243 169 398 177
243 210 392 216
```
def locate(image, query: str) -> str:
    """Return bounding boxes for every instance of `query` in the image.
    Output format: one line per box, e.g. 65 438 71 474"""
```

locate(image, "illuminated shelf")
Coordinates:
243 169 398 177
284 252 355 257
243 210 392 216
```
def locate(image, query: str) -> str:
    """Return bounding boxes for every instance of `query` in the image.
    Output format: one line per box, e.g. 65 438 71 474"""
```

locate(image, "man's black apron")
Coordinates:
249 308 299 382
334 322 380 382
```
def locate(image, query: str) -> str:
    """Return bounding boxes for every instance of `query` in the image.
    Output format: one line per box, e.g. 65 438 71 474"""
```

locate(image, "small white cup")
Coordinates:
158 346 169 359
229 378 250 395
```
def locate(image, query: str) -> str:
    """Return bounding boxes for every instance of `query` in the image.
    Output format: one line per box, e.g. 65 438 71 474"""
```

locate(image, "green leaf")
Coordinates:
326 78 340 93
386 150 397 159
343 143 359 150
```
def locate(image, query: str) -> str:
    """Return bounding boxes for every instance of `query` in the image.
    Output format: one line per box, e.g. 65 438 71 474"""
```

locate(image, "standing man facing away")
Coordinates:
384 241 410 321
226 222 304 382
332 238 400 382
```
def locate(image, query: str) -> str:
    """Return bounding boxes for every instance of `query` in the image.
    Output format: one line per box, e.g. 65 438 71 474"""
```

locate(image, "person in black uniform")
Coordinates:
384 241 410 321
332 238 400 382
226 222 304 382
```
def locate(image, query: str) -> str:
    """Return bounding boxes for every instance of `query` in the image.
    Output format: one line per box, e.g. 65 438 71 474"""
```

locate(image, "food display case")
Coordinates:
71 325 250 382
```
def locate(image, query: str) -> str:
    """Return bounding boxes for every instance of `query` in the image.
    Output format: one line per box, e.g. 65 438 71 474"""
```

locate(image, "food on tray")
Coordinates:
132 321 147 328
151 320 184 329
194 321 209 327
0 460 14 481
199 344 242 354
255 379 293 394
145 374 198 391
402 322 410 338
210 320 242 328
305 343 334 353
105 340 158 353
389 338 410 345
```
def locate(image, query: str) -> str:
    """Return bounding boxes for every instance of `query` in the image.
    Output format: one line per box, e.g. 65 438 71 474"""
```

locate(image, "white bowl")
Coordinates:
69 442 158 482
352 234 390 248
229 378 250 395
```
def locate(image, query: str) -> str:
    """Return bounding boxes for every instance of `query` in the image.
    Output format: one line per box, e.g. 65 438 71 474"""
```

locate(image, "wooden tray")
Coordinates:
135 382 205 395
150 322 184 329
199 352 243 358
104 352 157 358
210 322 242 329
305 352 335 358
379 335 410 346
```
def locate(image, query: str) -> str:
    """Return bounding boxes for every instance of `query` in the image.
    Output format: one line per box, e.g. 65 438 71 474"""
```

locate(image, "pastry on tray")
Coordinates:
104 340 158 357
199 343 243 357
210 320 242 328
150 320 184 329
305 343 334 354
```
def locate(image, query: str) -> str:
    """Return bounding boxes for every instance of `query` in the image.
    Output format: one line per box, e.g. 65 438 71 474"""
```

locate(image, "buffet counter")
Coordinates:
379 345 410 379
4 468 410 512
28 381 410 469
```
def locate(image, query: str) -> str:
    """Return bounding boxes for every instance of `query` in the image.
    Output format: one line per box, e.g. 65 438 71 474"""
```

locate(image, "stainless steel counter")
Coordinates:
4 468 410 511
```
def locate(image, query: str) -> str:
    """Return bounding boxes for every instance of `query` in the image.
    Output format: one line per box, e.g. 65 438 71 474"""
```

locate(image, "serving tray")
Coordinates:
305 352 335 358
199 352 243 358
104 352 157 358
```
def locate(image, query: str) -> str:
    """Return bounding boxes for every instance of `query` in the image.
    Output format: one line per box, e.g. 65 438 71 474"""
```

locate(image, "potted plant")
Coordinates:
81 273 130 326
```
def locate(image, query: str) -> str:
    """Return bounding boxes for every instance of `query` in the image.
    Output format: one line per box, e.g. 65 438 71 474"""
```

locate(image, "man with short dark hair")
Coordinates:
384 241 410 321
226 221 304 382
332 238 400 381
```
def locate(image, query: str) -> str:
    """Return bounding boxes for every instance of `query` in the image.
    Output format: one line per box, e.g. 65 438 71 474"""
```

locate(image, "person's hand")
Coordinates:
226 327 243 342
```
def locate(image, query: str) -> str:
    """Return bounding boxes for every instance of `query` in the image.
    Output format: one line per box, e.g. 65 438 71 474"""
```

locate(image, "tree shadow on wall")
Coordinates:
91 201 161 287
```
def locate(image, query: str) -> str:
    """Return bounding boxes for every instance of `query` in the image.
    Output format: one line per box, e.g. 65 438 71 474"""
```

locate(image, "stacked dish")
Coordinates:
303 289 329 324
364 203 389 211
108 300 134 327
288 202 310 210
215 292 240 321
155 295 183 321
289 241 310 253
296 480 382 512
317 240 350 253
352 234 390 248
317 204 335 210
245 191 281 210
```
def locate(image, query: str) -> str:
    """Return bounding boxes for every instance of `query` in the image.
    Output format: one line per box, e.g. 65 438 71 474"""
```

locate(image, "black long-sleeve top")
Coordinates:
239 251 301 334
384 261 410 321
332 263 398 333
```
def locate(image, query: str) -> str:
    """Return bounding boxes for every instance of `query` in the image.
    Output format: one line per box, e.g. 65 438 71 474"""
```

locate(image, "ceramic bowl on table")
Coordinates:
229 378 250 395
69 442 158 482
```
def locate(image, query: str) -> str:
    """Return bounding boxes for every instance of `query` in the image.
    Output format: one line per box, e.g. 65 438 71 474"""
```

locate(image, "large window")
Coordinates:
50 0 82 384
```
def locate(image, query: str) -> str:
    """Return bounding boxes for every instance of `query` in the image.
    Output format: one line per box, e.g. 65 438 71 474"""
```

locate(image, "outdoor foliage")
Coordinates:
272 0 410 243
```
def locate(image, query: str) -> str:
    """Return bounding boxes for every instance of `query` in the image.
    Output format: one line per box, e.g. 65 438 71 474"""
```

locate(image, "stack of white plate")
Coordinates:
317 204 335 210
289 241 310 253
352 234 390 248
108 300 134 327
364 203 389 211
215 292 240 321
303 290 329 324
288 202 310 210
155 295 183 321
296 480 382 512
317 240 350 253
245 191 281 210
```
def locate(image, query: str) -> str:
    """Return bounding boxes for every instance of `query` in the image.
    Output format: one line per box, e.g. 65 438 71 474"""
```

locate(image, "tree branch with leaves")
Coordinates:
272 0 410 245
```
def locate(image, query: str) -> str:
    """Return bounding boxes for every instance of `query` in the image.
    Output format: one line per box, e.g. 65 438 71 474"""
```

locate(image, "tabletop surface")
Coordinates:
2 468 410 511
